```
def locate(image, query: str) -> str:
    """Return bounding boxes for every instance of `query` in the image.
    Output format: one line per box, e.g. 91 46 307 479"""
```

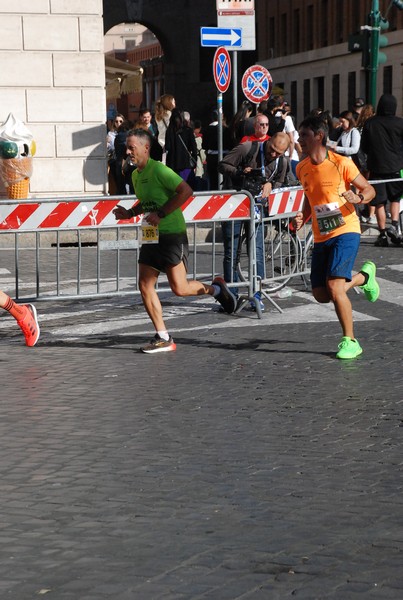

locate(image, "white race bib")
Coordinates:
314 202 345 236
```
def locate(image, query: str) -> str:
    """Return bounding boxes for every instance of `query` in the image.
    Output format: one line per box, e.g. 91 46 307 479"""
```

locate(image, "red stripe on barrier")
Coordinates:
0 203 40 230
292 190 304 212
39 201 80 229
228 196 250 218
191 194 230 220
78 199 119 227
181 194 196 212
277 192 289 214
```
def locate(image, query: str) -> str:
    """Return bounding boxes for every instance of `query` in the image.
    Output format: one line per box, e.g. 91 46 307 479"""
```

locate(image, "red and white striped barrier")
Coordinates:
267 186 304 216
0 189 303 232
182 193 250 221
0 193 251 231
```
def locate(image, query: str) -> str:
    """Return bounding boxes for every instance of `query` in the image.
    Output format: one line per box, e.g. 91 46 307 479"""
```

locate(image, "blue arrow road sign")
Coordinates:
201 27 242 48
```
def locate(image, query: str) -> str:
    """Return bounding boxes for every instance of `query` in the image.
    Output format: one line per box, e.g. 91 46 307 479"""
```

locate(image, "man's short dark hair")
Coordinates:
139 108 151 116
299 115 329 146
127 128 153 146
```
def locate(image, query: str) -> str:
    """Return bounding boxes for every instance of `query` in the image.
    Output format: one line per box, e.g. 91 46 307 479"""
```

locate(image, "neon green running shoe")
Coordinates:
336 336 363 359
359 261 379 302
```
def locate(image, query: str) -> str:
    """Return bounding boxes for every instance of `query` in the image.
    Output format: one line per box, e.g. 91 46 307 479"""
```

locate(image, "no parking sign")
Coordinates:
241 64 272 104
213 47 231 93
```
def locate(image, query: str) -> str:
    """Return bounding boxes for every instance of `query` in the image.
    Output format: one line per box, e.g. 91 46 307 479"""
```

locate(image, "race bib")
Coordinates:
140 214 159 244
314 202 345 236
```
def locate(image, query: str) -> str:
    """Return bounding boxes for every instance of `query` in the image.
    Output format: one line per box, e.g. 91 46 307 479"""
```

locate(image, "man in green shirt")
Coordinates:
113 129 236 354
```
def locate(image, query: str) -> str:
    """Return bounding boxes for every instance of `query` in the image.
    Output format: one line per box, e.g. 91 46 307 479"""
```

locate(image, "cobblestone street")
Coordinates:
0 241 402 599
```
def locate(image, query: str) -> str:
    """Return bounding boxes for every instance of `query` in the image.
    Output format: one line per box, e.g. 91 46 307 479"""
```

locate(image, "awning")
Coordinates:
105 55 143 99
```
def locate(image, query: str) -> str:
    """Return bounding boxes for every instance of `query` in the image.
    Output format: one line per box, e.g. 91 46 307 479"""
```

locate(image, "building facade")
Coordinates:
0 0 107 198
1 0 401 199
256 0 403 123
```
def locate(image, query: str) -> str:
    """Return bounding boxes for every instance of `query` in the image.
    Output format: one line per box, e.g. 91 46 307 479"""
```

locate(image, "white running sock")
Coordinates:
157 330 170 341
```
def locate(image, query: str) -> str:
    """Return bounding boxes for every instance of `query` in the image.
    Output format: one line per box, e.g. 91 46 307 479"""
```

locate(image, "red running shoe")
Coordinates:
17 304 40 347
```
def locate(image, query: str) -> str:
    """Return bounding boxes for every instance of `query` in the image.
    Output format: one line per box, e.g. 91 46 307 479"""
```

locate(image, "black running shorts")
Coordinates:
138 232 189 273
370 172 403 206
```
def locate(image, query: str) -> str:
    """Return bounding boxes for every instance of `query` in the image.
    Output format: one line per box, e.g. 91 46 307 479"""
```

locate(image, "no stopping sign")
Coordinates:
213 47 231 93
242 65 273 104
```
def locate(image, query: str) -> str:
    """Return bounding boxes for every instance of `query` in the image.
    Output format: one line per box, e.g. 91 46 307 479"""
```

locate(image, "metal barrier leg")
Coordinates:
260 289 284 313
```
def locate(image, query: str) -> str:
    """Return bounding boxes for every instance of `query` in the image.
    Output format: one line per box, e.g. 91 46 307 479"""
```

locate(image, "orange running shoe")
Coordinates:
17 304 40 347
140 334 176 354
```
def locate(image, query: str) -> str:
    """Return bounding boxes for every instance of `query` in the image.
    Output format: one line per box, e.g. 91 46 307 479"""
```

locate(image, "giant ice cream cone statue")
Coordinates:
0 113 36 199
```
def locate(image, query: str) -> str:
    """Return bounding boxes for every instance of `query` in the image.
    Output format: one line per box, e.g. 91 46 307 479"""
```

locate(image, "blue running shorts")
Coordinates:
310 232 360 289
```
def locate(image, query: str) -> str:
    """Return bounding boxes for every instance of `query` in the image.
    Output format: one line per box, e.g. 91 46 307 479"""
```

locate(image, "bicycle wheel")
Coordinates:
263 223 301 294
235 222 249 284
298 224 313 271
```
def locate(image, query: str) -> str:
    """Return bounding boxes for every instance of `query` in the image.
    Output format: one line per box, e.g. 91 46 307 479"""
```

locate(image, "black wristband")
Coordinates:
157 209 166 219
357 193 365 204
129 204 142 218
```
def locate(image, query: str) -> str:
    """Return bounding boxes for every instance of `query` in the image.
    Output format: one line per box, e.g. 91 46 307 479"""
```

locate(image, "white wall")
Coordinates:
0 0 107 198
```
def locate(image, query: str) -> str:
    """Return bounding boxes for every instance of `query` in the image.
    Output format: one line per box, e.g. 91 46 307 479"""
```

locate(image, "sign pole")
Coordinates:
213 47 231 188
218 92 223 187
233 50 238 115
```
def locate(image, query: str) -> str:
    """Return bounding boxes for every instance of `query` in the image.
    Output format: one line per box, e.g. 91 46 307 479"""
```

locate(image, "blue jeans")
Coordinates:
221 220 265 296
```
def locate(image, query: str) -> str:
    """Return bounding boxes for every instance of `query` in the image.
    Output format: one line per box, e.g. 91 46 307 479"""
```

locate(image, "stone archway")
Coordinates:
103 0 219 121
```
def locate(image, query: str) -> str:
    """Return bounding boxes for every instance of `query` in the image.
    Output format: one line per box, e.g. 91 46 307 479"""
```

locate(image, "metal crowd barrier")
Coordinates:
1 177 401 314
260 185 309 308
0 191 256 303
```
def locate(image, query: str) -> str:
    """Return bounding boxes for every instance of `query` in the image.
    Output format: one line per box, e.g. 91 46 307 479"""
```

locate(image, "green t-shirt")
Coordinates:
132 159 186 234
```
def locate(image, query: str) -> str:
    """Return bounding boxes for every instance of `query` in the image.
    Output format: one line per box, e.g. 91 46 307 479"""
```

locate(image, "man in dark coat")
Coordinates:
361 94 403 246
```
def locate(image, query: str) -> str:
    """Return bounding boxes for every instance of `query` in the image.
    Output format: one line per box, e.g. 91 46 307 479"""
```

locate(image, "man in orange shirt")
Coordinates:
294 116 378 359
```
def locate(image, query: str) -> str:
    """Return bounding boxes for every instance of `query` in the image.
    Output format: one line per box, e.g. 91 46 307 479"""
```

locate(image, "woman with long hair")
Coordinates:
327 110 360 158
106 113 125 194
356 104 375 130
114 119 132 195
229 100 254 145
155 94 176 151
165 108 197 186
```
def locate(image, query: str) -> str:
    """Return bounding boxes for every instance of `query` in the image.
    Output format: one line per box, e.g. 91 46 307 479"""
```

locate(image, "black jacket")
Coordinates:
360 94 403 174
165 126 197 172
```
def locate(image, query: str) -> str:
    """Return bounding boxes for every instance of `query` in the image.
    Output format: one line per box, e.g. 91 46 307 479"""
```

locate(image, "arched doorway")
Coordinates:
104 22 164 123
102 0 219 123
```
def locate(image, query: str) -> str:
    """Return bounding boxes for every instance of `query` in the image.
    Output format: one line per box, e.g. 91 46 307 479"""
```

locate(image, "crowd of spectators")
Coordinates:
106 92 403 248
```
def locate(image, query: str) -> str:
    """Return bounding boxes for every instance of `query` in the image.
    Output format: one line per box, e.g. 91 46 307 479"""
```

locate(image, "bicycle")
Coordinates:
235 201 314 296
263 215 313 294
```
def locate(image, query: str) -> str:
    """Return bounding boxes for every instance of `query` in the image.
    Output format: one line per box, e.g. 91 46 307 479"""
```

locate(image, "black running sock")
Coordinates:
360 272 369 285
392 220 398 228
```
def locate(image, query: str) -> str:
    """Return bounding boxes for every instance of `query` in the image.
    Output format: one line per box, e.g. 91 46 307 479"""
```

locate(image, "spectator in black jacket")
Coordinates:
264 98 286 137
165 109 197 187
202 109 233 190
361 94 403 246
114 119 132 195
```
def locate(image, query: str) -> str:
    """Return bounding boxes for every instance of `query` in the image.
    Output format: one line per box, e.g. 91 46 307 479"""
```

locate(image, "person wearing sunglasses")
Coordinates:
240 115 270 143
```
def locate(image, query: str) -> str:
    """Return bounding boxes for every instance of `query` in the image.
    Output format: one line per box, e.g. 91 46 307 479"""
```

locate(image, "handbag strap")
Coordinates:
178 133 195 164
